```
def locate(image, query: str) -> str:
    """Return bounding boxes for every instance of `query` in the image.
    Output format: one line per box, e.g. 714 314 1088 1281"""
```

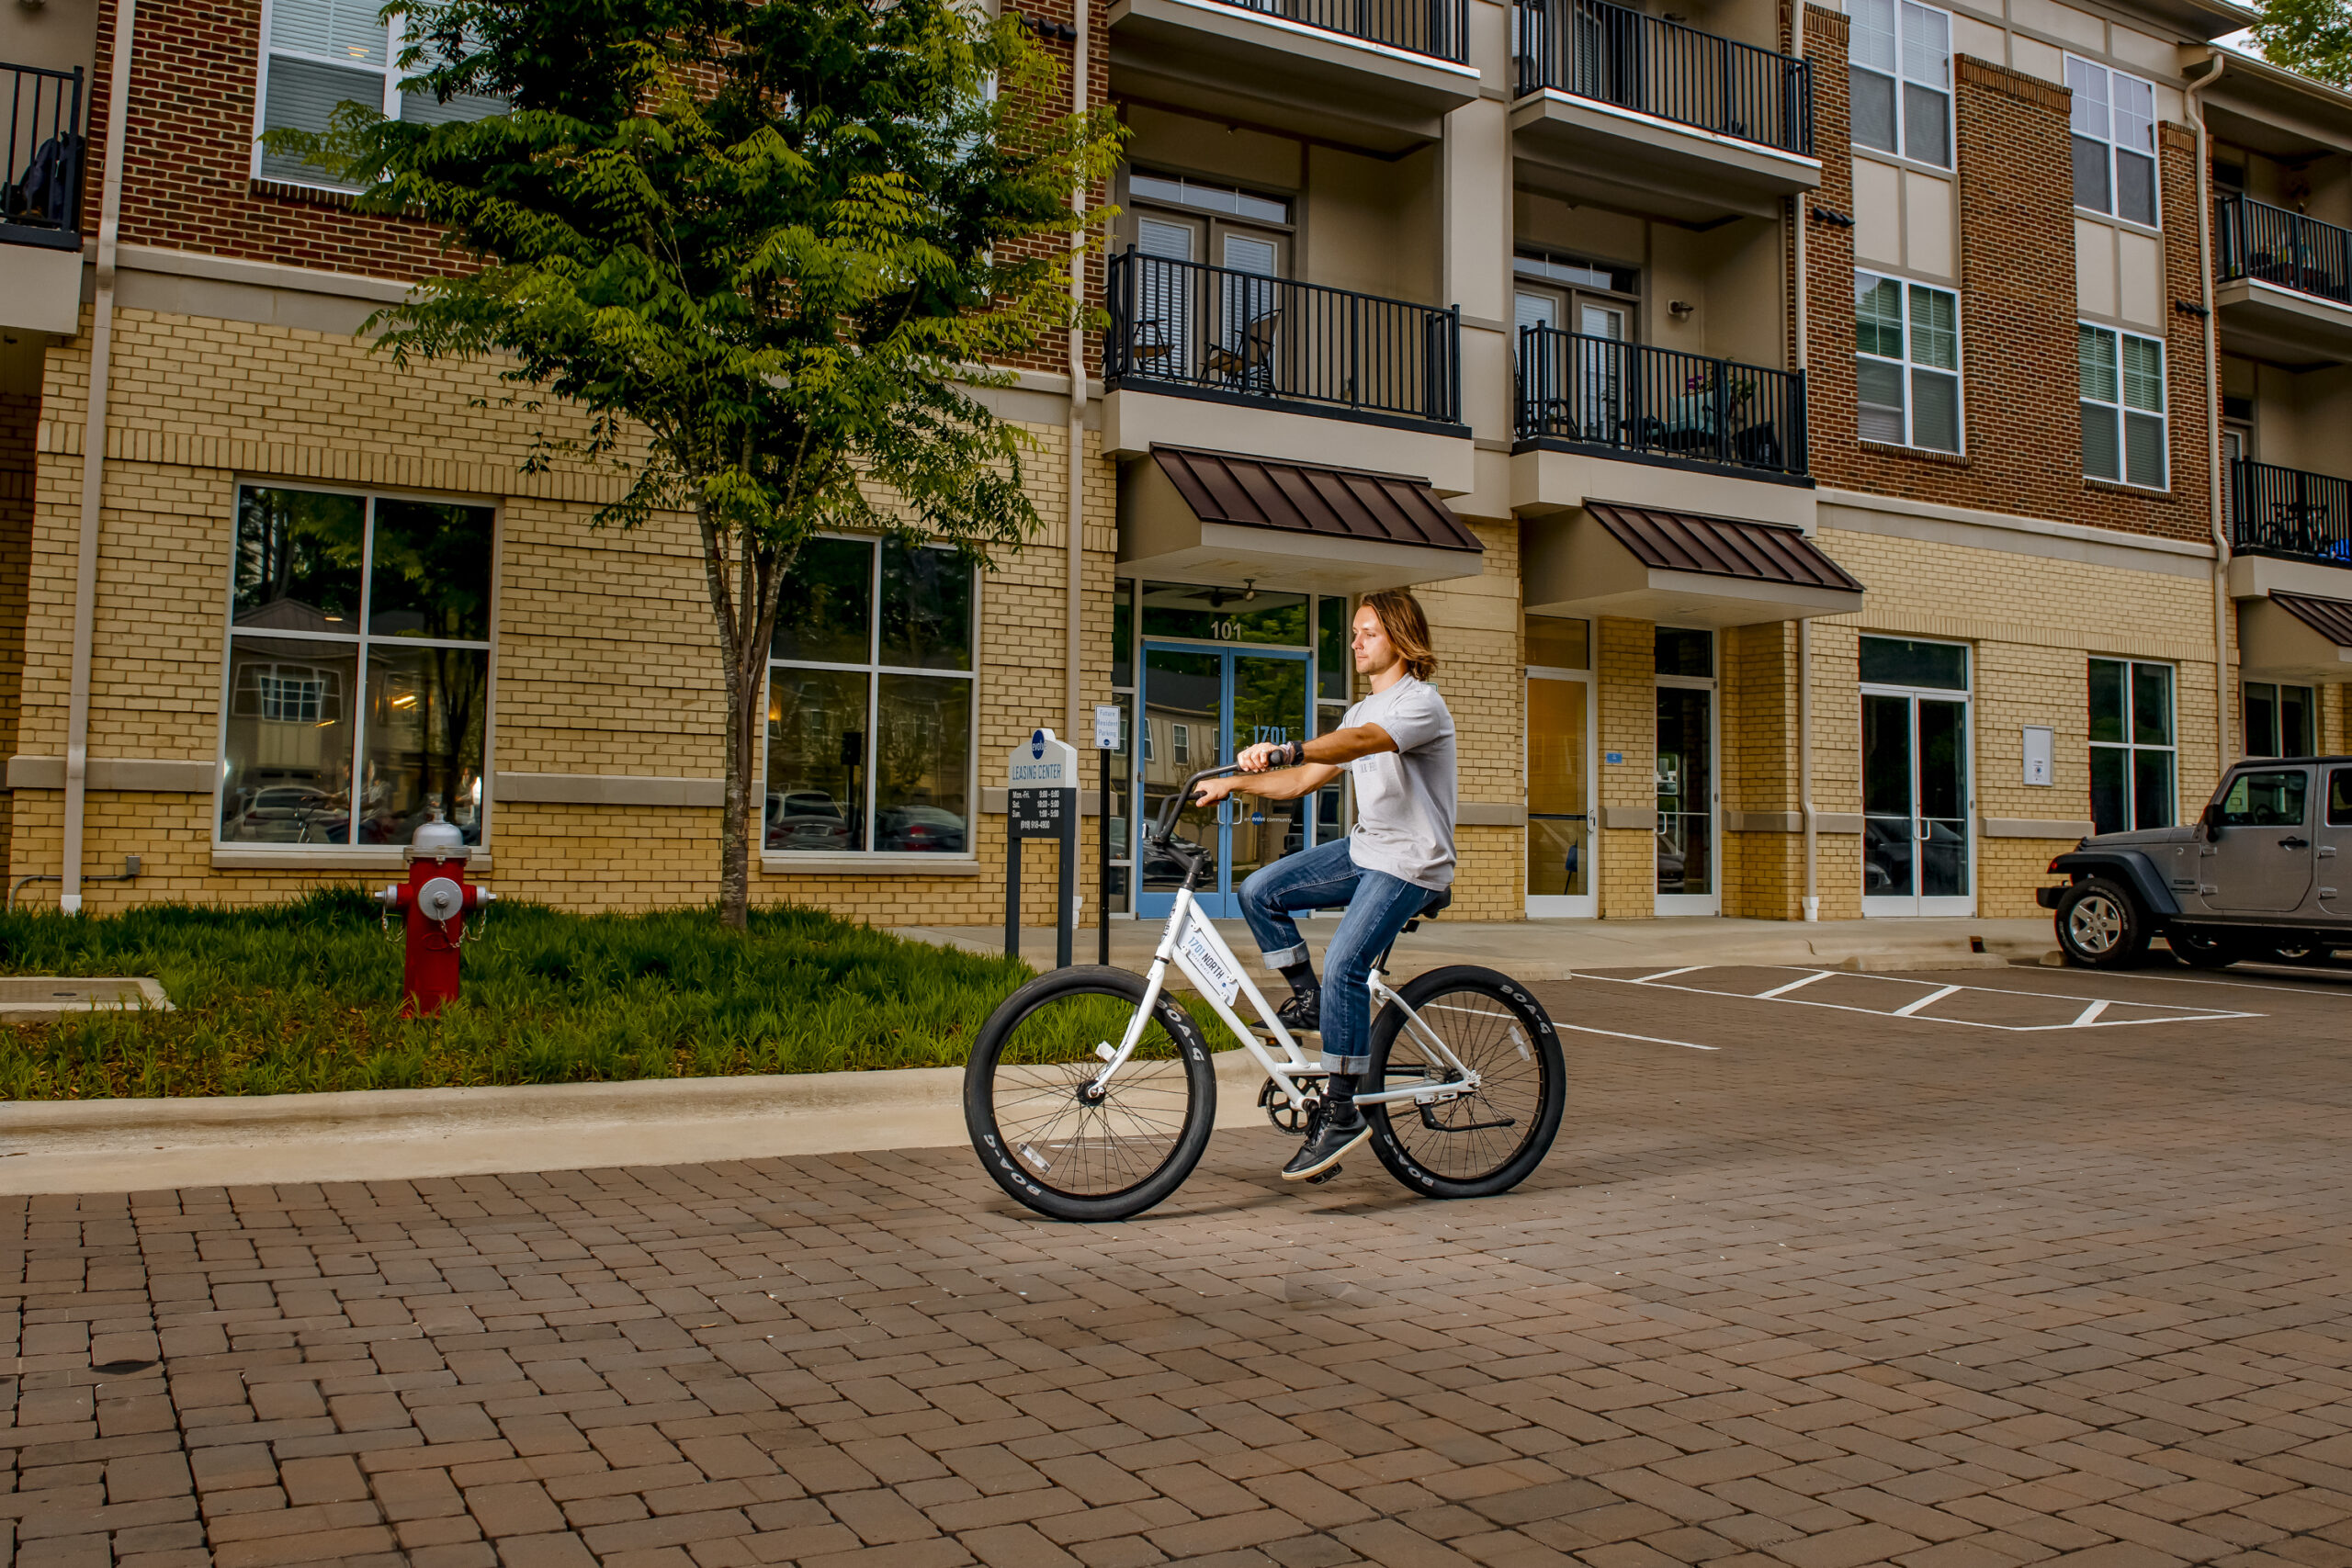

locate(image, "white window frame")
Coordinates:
2088 657 2176 833
2065 56 2160 230
1855 270 1963 454
214 479 499 855
761 533 980 863
2078 321 2167 491
252 0 500 191
1849 0 1953 170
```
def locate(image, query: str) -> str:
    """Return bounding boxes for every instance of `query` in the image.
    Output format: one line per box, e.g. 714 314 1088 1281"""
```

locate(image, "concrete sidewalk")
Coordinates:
897 913 2060 979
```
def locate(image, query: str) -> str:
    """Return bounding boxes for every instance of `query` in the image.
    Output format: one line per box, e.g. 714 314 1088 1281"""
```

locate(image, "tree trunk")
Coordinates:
699 499 795 931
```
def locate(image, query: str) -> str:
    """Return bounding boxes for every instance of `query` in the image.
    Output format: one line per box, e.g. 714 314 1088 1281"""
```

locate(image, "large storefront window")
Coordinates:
766 537 976 854
2089 658 2174 833
1527 614 1593 918
220 485 492 847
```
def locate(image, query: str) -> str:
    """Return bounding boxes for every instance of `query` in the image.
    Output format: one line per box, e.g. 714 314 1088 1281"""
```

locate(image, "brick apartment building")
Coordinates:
2 0 2349 926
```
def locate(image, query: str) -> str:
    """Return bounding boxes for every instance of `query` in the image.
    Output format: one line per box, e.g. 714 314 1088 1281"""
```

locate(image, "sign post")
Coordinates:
1005 728 1080 969
1092 705 1122 966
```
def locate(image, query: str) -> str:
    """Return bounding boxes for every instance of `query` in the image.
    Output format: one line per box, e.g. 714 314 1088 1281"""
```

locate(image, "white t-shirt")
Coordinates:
1340 675 1457 891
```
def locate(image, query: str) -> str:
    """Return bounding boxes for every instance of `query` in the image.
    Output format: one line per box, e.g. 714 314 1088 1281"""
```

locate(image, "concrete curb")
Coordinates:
0 976 172 1022
0 1051 1279 1196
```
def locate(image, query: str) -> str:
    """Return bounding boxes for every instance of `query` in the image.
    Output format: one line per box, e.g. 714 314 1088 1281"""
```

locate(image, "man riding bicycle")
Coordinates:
1193 589 1456 1183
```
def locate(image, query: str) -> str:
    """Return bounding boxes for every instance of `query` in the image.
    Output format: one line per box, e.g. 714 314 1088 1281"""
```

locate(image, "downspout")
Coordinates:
1065 0 1089 741
2186 51 2232 782
1792 3 1818 920
62 0 137 914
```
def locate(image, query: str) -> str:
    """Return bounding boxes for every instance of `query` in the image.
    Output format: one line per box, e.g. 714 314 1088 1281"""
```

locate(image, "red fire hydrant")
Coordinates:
376 817 494 1017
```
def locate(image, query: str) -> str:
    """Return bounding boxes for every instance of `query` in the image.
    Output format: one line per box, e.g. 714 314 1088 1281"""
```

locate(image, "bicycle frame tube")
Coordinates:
1086 892 1481 1110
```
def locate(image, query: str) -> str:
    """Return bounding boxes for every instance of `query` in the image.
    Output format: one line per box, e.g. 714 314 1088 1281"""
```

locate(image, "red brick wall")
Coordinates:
85 0 460 279
84 0 1107 370
1803 7 2212 546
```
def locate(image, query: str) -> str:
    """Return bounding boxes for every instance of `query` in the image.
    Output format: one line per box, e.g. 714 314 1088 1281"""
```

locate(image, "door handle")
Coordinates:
2279 836 2310 849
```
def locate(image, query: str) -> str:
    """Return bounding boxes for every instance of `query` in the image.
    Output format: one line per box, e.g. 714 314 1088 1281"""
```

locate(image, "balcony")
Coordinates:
1510 0 1817 223
2 61 85 335
1100 249 1472 486
1106 0 1480 153
2232 459 2352 570
1515 330 1805 476
2213 196 2352 366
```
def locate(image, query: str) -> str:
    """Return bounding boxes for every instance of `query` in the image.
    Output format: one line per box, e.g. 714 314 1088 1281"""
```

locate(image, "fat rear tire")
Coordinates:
1363 966 1566 1200
2056 878 2149 969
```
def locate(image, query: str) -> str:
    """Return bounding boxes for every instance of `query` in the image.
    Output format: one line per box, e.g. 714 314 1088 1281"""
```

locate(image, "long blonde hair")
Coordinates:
1364 590 1437 682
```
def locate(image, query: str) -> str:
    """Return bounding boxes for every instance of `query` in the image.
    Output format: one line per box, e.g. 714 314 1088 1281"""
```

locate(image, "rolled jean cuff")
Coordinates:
1259 943 1309 971
1320 1053 1372 1075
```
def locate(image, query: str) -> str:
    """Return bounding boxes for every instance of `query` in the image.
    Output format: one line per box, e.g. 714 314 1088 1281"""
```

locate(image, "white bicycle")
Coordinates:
966 764 1567 1221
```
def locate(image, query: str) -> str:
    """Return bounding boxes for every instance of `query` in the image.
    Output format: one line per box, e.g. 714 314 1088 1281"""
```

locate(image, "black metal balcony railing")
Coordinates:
1513 0 1812 156
1203 0 1469 62
2215 195 2352 309
1104 249 1463 427
1516 327 1807 478
2 62 84 250
2232 458 2352 569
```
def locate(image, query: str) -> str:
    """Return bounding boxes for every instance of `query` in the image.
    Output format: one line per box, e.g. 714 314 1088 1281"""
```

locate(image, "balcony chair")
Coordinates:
1205 310 1282 395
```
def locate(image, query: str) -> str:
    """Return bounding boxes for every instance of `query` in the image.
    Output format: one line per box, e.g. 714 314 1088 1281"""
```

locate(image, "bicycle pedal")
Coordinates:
1306 1166 1342 1184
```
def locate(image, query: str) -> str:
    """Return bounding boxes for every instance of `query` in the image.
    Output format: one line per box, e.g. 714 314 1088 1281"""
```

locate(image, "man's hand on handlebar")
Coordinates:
1236 740 1300 773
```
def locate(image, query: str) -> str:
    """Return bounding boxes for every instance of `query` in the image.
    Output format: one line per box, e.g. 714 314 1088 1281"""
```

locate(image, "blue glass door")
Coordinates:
1138 643 1312 919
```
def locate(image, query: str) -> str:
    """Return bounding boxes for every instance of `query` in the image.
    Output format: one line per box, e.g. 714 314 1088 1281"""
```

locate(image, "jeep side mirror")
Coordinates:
2199 800 2221 840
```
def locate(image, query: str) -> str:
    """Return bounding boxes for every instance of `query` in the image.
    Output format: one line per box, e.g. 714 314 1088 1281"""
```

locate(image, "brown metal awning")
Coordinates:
2275 591 2352 646
2242 590 2352 682
1524 502 1865 627
1587 502 1865 592
1117 446 1486 594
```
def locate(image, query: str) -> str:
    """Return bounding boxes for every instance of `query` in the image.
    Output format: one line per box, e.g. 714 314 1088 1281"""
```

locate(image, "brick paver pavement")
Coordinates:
6 963 2352 1568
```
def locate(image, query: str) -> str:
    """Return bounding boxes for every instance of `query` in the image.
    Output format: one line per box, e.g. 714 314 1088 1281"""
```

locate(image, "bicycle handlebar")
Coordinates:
1150 764 1242 844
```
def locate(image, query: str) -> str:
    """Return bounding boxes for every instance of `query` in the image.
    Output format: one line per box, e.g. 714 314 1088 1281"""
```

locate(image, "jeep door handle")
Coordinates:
2279 836 2310 849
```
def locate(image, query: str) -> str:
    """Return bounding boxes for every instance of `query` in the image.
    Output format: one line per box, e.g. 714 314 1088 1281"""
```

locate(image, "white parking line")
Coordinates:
1568 967 2261 1032
1891 984 1962 1018
1556 1021 1720 1052
1756 971 1834 999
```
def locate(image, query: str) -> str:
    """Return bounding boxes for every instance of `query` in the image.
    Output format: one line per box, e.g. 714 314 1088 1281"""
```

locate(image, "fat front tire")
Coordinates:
2056 879 2149 969
965 966 1217 1223
2167 928 2240 969
1363 966 1567 1201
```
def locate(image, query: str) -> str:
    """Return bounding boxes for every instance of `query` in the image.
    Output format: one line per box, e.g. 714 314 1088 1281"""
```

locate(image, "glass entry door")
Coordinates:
1861 692 1974 915
1656 683 1718 915
1527 671 1594 917
1138 643 1312 918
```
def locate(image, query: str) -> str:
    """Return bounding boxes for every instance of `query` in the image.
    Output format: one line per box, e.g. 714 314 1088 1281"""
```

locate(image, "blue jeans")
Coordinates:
1237 837 1435 1075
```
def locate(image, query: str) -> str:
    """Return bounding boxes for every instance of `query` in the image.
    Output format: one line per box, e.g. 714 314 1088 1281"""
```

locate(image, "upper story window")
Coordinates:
1855 271 1961 452
1850 0 1951 169
221 484 493 849
1127 172 1293 278
2079 323 2165 489
2068 58 2158 227
1512 250 1638 345
255 0 506 188
765 536 976 856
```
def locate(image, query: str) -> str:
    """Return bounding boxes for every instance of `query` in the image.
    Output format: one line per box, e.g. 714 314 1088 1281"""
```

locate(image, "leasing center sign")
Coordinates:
1007 728 1079 792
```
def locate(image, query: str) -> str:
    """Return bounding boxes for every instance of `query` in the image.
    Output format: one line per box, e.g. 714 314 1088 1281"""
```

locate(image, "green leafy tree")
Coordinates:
2254 0 2352 86
268 0 1123 925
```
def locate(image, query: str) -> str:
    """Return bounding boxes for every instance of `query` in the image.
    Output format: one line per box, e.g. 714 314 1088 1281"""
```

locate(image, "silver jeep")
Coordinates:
2037 758 2352 969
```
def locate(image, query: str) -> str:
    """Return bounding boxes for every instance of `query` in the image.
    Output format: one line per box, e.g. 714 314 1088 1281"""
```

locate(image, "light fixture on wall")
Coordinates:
1668 300 1696 321
1241 579 1258 601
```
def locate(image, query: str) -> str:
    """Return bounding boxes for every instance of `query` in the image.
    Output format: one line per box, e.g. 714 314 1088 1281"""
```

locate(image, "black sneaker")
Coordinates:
1275 990 1320 1037
1282 1110 1370 1181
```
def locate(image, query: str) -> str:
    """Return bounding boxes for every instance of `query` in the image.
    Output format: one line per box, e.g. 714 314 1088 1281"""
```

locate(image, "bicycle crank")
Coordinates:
1258 1077 1323 1135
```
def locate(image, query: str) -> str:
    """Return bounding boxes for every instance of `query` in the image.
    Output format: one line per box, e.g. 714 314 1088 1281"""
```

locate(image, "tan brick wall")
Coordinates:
0 389 35 878
1596 616 1656 919
9 308 1133 920
1416 520 1522 920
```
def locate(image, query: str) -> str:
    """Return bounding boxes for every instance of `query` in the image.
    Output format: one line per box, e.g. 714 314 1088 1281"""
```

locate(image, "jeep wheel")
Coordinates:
2056 879 2149 969
2167 928 2239 969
